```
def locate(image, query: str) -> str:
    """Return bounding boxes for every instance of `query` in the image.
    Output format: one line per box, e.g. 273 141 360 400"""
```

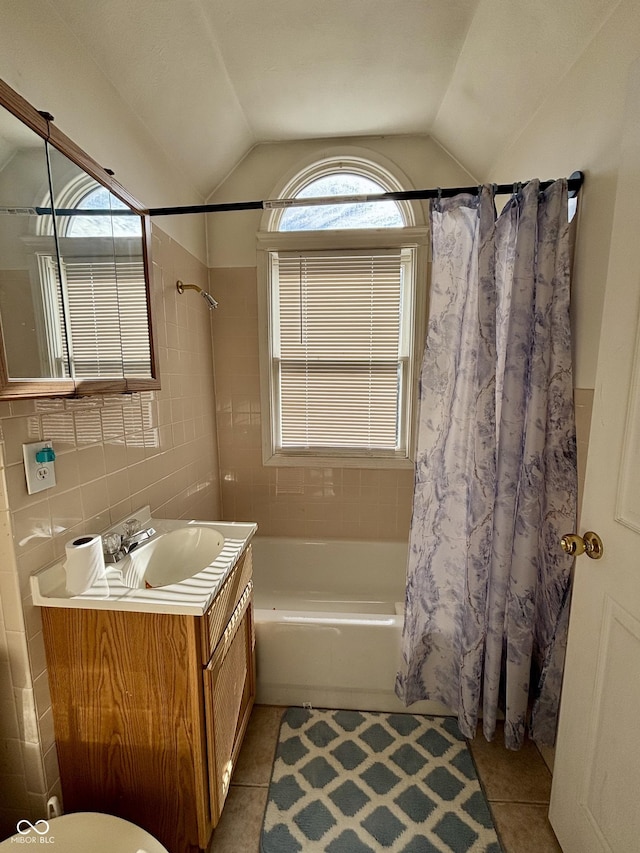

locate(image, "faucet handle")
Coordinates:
103 532 122 556
123 518 142 538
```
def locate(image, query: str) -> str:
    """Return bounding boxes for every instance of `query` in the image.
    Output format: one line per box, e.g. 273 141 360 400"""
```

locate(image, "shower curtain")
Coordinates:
396 180 577 750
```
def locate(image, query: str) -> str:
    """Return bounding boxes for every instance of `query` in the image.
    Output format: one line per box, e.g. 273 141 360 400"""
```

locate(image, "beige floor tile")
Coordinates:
208 785 268 853
490 803 562 853
232 705 285 786
468 723 552 804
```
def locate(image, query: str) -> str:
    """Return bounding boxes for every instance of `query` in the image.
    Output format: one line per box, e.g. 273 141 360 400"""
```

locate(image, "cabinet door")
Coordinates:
41 606 208 853
204 585 256 823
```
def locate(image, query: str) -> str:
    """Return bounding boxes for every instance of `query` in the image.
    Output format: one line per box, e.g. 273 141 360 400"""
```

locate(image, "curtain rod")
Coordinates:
148 171 584 217
0 172 582 219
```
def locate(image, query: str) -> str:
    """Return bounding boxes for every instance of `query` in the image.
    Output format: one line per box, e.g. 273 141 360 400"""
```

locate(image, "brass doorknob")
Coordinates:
560 531 604 560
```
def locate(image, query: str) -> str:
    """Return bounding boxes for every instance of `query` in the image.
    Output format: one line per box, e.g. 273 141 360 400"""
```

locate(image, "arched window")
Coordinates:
36 175 142 239
266 155 415 232
278 172 405 231
258 153 428 468
66 185 142 238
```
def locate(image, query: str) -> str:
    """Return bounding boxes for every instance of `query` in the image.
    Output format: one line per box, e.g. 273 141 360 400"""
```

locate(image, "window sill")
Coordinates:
263 451 414 470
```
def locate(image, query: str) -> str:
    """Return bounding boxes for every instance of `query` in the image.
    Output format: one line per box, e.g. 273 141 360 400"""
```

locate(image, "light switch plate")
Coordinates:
23 441 56 495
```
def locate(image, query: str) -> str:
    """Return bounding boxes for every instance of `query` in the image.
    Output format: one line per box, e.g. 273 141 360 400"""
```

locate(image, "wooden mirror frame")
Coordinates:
0 78 160 398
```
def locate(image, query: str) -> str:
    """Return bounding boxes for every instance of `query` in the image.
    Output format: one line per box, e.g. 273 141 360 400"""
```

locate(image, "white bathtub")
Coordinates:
251 536 451 715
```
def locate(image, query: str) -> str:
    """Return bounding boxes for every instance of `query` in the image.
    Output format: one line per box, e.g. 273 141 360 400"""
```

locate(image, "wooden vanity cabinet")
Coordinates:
41 546 255 853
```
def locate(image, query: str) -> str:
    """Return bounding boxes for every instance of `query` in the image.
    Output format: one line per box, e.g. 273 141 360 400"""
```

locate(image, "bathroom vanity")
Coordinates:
33 515 257 853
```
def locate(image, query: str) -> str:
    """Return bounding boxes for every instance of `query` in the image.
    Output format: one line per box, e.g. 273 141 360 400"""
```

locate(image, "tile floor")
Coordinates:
208 705 563 853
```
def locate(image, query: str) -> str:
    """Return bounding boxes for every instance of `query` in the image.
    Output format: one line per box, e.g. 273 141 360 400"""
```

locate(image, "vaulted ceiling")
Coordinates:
52 0 618 198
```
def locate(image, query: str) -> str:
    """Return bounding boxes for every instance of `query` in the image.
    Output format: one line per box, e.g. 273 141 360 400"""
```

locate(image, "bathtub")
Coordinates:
251 536 451 715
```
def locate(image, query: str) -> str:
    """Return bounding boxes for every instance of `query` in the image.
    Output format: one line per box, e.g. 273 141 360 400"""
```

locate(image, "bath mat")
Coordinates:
261 708 502 853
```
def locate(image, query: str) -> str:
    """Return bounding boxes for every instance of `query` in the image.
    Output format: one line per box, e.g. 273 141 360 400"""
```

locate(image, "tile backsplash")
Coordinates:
0 226 221 836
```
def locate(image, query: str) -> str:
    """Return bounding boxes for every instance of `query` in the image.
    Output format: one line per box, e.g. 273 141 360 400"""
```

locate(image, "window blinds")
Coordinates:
272 249 407 452
62 259 151 378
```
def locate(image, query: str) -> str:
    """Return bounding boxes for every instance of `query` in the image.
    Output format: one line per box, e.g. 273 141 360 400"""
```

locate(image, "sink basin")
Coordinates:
30 508 257 615
121 526 225 588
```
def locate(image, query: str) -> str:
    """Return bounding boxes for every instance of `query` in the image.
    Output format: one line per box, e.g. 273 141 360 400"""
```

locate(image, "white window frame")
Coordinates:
257 227 428 468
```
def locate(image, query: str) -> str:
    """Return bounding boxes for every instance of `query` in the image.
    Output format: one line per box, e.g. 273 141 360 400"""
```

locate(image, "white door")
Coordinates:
549 59 640 851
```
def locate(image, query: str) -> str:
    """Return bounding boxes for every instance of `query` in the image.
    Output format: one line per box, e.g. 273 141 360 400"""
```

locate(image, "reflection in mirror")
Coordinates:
0 107 71 378
46 144 152 380
0 76 159 398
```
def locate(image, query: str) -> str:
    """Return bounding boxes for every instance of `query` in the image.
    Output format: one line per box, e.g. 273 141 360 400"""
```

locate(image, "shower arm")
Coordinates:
176 280 218 309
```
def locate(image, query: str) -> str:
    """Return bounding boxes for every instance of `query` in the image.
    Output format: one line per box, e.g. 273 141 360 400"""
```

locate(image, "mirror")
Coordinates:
0 106 66 379
0 78 159 398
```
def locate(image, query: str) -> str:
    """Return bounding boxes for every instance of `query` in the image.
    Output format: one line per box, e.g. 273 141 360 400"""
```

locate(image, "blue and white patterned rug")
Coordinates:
261 708 502 853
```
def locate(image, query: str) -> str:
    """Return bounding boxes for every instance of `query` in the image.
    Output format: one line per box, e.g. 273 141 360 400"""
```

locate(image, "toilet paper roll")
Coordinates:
64 534 105 595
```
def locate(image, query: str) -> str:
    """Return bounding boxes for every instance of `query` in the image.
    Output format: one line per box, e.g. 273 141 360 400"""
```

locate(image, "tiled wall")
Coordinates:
211 267 595 542
0 226 221 838
211 267 415 541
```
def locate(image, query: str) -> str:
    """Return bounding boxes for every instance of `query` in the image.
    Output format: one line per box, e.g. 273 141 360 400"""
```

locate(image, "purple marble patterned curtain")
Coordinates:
396 180 577 749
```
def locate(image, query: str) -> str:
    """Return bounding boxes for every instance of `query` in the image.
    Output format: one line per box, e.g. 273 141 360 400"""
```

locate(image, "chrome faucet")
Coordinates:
103 518 156 563
121 526 156 553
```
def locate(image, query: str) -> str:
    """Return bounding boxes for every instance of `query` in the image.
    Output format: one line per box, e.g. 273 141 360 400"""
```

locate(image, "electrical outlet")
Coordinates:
23 441 57 495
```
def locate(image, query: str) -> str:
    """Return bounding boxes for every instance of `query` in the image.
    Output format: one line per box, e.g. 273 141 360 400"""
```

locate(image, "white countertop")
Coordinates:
30 511 257 616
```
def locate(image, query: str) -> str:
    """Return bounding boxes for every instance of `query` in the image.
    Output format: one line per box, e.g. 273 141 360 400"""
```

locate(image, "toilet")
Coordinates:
0 811 169 852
